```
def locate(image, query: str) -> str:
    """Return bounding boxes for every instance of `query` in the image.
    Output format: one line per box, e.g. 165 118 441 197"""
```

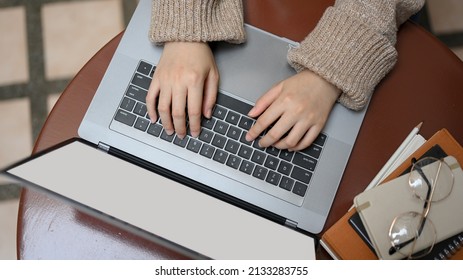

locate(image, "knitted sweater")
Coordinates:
149 0 425 111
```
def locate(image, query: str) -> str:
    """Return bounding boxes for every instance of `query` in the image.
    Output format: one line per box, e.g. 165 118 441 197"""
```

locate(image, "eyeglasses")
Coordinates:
388 157 455 259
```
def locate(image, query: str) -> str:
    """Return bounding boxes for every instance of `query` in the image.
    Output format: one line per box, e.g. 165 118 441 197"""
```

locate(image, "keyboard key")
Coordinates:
147 123 162 136
187 138 202 153
125 85 147 103
160 130 175 142
216 93 253 115
120 97 136 111
292 182 308 197
134 117 149 131
226 126 242 140
238 116 253 130
279 177 294 191
131 73 151 90
264 155 280 170
173 135 189 147
212 105 227 120
300 145 322 159
239 160 255 175
251 150 266 165
199 129 214 143
225 139 240 154
200 144 215 159
279 150 294 162
213 120 229 135
266 146 280 156
114 109 136 126
266 171 281 186
252 138 265 151
238 145 253 160
201 118 215 130
133 102 147 116
225 111 240 125
226 155 241 169
253 166 268 180
213 150 229 164
291 166 312 184
293 153 317 171
211 134 227 149
137 61 152 76
313 133 327 146
239 132 252 146
277 161 292 176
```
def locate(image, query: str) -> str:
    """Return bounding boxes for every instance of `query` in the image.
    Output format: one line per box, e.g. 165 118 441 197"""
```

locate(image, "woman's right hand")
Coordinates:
146 41 219 139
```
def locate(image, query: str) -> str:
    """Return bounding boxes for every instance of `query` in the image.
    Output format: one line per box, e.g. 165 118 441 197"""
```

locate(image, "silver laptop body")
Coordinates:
78 0 368 234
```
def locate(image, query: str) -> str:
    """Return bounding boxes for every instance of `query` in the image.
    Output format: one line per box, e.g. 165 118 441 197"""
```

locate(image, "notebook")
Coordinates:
77 0 369 235
354 156 463 260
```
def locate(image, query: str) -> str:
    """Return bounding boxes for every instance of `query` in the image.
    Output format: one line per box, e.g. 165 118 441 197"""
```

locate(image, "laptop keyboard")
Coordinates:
113 60 327 203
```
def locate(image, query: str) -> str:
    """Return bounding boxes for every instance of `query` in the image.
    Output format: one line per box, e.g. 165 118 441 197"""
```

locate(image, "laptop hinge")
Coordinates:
97 142 110 153
284 219 298 229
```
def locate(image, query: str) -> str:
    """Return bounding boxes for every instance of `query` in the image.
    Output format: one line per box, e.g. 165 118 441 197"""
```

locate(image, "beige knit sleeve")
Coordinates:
149 0 246 44
287 0 425 111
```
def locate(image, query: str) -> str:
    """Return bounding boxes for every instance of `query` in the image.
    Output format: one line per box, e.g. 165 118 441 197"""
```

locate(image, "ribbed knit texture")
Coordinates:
288 0 424 110
150 0 246 43
149 0 425 111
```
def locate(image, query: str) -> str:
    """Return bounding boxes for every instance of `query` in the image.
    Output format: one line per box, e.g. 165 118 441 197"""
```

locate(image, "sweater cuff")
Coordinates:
287 7 397 111
150 0 246 44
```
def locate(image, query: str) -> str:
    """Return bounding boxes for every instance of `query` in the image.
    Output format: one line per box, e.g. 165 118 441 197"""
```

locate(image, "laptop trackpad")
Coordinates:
4 140 315 260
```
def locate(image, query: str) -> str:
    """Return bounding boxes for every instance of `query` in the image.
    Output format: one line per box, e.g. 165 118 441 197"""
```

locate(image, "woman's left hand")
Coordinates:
245 69 341 151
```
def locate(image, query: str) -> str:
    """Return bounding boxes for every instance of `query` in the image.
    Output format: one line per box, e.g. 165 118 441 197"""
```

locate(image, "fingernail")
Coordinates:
165 129 174 135
247 107 255 116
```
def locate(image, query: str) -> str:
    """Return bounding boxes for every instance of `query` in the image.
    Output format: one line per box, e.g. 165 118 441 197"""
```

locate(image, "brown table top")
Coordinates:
17 0 463 259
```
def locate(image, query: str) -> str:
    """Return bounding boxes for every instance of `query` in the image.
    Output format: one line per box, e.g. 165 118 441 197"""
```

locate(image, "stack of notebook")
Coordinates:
320 128 463 260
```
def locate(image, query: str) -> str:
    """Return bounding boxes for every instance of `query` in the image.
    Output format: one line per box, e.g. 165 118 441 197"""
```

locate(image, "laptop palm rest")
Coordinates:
3 140 315 259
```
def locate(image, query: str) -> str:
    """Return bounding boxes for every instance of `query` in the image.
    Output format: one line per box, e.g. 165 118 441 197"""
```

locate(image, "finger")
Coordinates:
257 113 293 148
187 84 204 138
171 87 188 138
246 99 284 143
157 85 174 135
247 83 281 118
202 69 219 119
146 78 160 123
273 121 312 151
289 126 321 151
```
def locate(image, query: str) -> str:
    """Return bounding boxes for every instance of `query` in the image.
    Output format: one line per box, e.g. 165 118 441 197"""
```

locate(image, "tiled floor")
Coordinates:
1 0 462 260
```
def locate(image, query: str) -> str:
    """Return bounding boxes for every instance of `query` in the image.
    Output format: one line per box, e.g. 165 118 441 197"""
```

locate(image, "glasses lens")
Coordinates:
409 157 454 202
389 211 436 259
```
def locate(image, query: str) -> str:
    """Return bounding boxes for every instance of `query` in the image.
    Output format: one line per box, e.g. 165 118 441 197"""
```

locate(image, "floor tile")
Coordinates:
0 6 29 86
42 0 124 80
0 98 33 184
0 199 19 260
427 0 463 34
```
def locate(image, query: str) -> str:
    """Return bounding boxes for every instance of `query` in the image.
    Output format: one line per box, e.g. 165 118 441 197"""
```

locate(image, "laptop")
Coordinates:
2 0 368 259
78 0 368 235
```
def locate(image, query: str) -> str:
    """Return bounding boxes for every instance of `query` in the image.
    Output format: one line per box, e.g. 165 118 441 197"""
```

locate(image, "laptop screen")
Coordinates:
2 139 315 260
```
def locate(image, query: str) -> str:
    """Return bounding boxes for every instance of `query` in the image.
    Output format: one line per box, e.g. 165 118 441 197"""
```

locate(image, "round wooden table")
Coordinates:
17 0 463 259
